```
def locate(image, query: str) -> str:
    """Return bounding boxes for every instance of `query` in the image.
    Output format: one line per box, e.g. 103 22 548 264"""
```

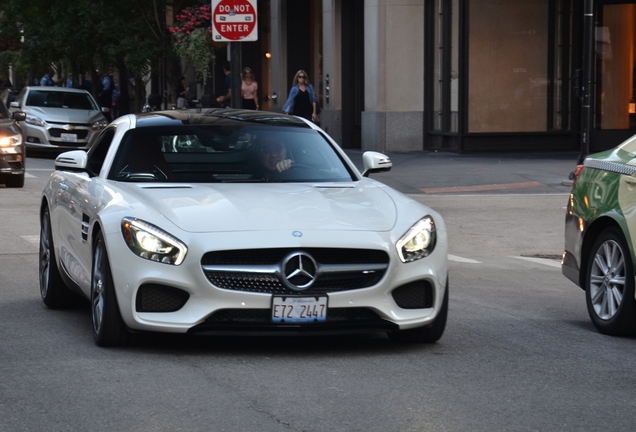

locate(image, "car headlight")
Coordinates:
25 115 46 127
0 133 23 148
121 217 187 265
92 120 108 130
396 216 437 263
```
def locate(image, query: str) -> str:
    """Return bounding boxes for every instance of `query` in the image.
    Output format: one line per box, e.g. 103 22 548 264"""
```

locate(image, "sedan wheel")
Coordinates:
39 207 72 308
585 227 636 336
4 173 25 188
92 232 129 347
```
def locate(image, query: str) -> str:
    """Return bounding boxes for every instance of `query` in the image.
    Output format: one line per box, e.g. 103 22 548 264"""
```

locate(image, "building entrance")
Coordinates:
591 1 636 151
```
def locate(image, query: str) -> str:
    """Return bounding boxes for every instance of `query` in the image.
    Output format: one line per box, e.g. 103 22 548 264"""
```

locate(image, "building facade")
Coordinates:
239 0 636 153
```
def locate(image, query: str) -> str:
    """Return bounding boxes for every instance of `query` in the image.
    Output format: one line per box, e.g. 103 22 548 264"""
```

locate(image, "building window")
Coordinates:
596 4 636 130
432 0 460 133
468 0 550 132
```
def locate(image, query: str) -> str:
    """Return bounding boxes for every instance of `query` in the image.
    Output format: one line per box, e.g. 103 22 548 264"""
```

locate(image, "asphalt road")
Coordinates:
1 154 635 432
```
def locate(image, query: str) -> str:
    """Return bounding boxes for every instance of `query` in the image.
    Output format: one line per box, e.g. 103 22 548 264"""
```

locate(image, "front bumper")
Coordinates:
105 228 449 335
22 121 99 151
0 144 25 175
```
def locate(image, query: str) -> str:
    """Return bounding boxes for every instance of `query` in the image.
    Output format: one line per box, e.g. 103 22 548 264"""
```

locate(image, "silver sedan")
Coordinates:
10 86 108 152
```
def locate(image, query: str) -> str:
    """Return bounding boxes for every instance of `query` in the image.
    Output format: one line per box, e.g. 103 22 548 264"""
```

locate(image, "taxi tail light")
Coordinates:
571 165 585 186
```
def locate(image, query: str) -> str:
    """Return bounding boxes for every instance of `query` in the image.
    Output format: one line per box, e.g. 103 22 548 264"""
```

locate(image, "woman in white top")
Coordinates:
241 67 259 110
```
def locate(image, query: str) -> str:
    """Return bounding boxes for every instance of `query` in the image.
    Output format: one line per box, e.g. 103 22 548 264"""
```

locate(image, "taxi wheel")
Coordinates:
388 281 448 343
585 227 636 336
92 232 130 347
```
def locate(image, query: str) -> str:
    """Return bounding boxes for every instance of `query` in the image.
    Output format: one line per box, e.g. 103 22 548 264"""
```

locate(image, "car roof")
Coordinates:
24 86 92 95
131 108 313 129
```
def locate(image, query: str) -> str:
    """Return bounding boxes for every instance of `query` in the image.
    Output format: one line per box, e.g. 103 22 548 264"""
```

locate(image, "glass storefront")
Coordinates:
468 0 550 132
596 4 636 130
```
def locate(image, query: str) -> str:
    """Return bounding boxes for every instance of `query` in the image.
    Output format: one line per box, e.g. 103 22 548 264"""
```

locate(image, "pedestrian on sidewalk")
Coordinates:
283 70 319 122
216 62 231 108
241 67 259 110
177 76 189 109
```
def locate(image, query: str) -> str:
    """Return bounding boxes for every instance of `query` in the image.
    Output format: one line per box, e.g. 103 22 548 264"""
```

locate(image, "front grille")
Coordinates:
201 248 389 295
135 284 190 312
392 280 434 309
49 128 89 139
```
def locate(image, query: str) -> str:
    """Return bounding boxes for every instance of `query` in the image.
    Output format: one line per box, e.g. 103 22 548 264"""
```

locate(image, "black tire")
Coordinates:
4 173 24 188
585 227 636 336
91 232 130 347
39 207 73 308
388 281 448 343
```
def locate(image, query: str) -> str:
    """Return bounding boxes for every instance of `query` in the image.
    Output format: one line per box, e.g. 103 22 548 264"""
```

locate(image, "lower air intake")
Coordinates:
135 284 190 312
392 280 434 309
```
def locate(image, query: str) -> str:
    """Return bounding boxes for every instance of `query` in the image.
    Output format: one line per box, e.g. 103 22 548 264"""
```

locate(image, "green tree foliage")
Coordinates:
0 0 199 111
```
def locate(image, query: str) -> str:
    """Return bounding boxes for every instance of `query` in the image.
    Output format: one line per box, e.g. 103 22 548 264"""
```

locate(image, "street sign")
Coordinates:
211 0 258 42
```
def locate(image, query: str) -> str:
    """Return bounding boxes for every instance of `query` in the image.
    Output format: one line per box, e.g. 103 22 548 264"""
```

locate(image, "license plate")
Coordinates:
272 296 328 323
61 133 77 142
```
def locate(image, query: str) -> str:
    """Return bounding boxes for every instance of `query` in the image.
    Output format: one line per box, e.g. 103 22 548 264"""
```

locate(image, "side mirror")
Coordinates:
55 150 88 171
12 111 26 122
10 101 19 109
361 151 392 177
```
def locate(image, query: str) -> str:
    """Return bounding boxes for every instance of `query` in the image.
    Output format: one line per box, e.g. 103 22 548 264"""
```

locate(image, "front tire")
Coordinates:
92 232 129 347
388 281 448 343
585 227 636 336
39 207 73 308
4 173 24 188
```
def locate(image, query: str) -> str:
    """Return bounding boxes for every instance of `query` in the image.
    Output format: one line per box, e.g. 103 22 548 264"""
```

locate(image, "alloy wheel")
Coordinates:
589 239 626 320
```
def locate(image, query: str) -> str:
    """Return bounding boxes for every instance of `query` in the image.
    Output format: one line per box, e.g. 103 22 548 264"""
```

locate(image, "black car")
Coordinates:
0 99 26 188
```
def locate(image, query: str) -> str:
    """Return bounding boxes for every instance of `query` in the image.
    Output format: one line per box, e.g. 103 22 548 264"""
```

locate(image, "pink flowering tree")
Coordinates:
170 5 225 84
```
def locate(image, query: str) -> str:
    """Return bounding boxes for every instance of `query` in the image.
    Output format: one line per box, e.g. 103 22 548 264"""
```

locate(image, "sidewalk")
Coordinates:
344 149 579 195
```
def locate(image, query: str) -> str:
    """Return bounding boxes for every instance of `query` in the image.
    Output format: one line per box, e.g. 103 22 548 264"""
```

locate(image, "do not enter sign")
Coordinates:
212 0 258 42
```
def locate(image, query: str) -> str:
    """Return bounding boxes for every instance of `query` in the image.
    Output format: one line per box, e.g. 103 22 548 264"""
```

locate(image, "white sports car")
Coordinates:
39 109 448 346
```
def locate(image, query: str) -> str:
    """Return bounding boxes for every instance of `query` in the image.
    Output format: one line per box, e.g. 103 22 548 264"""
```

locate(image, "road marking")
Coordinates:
448 254 481 264
20 235 40 244
25 173 37 178
420 181 545 194
512 256 561 268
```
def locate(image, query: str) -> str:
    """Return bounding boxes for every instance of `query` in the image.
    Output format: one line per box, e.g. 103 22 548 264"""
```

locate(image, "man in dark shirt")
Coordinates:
216 62 231 108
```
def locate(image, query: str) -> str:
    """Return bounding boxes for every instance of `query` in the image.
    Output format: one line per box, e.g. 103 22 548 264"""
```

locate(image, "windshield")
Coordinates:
26 90 99 110
108 125 357 183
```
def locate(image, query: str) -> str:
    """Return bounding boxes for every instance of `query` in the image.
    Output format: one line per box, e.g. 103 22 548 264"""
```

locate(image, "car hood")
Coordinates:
25 107 104 123
118 182 397 232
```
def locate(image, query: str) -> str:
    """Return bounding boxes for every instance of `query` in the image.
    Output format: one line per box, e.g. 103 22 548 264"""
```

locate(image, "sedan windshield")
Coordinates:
26 90 99 111
108 125 357 183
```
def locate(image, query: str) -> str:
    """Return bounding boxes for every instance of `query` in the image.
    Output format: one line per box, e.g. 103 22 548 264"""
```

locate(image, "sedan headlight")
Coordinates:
0 133 23 148
92 120 108 130
396 216 437 263
121 217 187 265
25 115 46 127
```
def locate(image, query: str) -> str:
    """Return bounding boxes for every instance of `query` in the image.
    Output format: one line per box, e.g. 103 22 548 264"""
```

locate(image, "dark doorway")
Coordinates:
341 0 364 149
286 2 311 85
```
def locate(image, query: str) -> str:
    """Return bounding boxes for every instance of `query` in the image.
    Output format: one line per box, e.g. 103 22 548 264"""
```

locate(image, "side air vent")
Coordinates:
135 284 190 312
392 280 434 309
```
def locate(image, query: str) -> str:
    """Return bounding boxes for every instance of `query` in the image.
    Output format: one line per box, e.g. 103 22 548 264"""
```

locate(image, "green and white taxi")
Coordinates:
563 136 636 336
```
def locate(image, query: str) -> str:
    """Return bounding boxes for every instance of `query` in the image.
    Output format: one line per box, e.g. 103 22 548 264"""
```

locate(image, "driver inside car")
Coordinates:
253 136 294 179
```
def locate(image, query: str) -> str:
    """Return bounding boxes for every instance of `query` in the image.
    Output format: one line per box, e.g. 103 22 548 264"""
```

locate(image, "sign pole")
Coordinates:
211 0 258 109
230 42 242 109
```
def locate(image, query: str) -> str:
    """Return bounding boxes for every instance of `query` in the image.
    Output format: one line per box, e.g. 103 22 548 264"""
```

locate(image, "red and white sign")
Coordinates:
211 0 258 42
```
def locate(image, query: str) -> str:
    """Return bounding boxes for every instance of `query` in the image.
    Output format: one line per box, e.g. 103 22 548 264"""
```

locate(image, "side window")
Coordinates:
86 129 115 176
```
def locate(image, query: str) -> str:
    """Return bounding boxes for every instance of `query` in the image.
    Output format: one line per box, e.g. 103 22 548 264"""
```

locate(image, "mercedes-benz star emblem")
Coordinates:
282 252 317 291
